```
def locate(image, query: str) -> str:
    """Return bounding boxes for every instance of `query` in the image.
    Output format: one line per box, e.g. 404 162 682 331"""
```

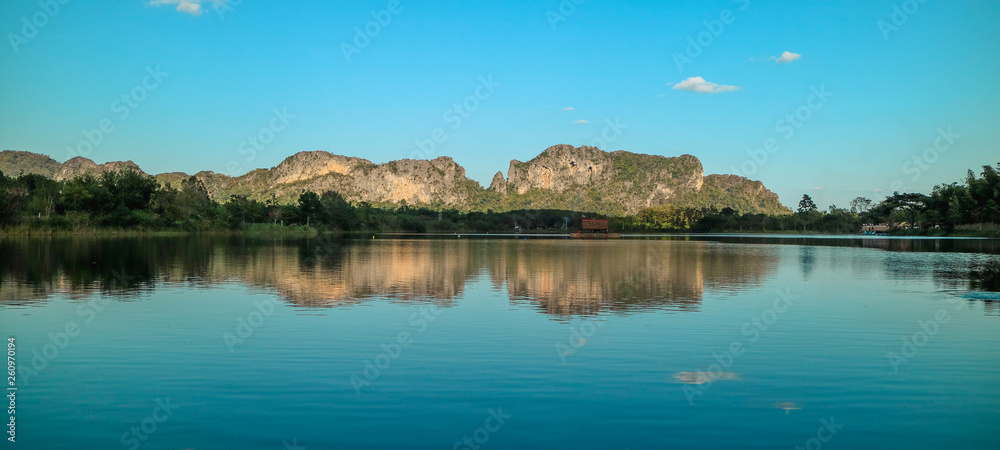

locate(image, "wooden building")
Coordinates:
577 218 619 238
582 219 609 231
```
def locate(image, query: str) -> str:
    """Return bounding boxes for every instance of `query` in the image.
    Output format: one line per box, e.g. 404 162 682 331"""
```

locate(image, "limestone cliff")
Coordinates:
496 144 708 214
489 171 507 195
0 146 788 215
189 151 481 206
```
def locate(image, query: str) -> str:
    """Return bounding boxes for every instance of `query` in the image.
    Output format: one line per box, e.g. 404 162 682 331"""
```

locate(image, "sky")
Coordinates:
1 0 998 209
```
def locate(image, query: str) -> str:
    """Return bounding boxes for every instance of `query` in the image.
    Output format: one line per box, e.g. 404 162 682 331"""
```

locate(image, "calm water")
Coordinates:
1 235 999 449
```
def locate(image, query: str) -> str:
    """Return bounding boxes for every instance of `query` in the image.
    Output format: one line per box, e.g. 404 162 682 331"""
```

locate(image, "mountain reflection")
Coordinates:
0 236 780 315
2 236 997 317
497 240 776 315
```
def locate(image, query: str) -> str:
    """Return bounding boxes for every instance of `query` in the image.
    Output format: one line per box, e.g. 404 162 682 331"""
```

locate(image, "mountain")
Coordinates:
0 151 61 177
54 157 143 181
492 145 706 214
0 146 790 215
484 145 787 214
192 151 483 208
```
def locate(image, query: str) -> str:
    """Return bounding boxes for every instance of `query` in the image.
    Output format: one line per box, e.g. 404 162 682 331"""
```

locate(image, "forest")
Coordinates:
0 163 997 236
688 163 999 236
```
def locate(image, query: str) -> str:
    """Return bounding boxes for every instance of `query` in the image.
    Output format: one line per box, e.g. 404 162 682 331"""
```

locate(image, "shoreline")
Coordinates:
2 229 997 239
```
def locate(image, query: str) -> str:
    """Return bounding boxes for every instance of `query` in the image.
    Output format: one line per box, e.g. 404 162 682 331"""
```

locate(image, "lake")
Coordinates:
2 235 999 449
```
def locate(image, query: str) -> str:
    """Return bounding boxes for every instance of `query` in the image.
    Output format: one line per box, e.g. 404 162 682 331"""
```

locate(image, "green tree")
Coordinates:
320 191 357 230
224 194 254 228
849 197 873 213
298 191 322 226
797 195 817 213
168 176 219 229
99 170 158 212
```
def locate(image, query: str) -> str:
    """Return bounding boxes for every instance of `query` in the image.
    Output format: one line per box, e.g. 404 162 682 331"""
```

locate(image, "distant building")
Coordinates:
582 219 609 232
861 223 889 235
577 218 619 239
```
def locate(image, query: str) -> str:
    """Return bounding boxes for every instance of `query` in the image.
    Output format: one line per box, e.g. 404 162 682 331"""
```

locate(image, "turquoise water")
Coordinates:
1 236 999 449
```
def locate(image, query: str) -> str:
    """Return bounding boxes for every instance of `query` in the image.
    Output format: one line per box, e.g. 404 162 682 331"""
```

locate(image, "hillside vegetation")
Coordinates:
0 145 790 217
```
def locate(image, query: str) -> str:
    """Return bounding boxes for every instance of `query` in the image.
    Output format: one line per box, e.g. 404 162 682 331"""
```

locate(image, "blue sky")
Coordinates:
1 0 998 209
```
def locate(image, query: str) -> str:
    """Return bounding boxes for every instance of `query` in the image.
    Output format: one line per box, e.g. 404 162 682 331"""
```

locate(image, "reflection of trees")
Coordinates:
0 237 197 305
16 236 1000 318
932 257 1000 316
0 237 480 309
970 260 1000 292
0 237 779 315
799 246 815 280
691 235 1000 254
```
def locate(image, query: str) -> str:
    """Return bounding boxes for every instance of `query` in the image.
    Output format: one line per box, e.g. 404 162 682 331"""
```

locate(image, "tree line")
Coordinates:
0 170 600 233
1 162 996 235
689 163 1000 235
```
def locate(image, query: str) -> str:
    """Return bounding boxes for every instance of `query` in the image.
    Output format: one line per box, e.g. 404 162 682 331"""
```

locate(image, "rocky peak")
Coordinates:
489 171 507 194
271 151 371 185
506 145 615 194
0 147 786 215
54 157 144 181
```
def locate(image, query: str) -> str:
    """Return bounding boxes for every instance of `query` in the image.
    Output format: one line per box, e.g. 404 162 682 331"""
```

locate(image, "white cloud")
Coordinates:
148 0 226 15
574 120 589 124
775 51 802 64
562 107 574 111
810 186 822 190
177 1 201 14
671 77 741 94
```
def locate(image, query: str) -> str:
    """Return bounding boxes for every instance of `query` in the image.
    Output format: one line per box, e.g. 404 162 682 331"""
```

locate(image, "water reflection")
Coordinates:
651 234 1000 254
774 402 802 415
499 240 776 315
799 246 816 280
215 239 474 307
933 257 1000 315
1 237 778 316
1 236 998 317
672 371 740 385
